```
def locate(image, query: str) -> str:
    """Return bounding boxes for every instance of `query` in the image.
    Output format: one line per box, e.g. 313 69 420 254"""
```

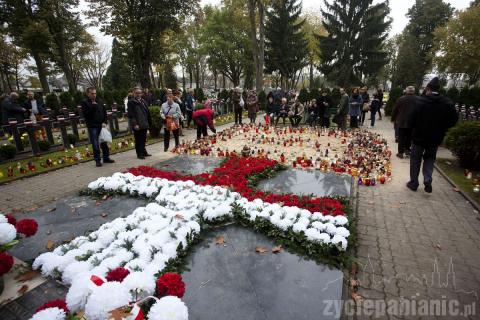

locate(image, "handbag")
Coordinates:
362 103 370 112
164 105 179 131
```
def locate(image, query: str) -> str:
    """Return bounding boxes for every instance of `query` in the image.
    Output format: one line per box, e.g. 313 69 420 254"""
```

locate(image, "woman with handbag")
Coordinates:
161 93 182 152
349 88 363 128
360 86 370 126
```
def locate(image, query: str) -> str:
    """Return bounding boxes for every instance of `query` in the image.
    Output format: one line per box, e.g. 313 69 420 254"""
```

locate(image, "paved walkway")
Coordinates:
1 118 479 319
355 119 480 320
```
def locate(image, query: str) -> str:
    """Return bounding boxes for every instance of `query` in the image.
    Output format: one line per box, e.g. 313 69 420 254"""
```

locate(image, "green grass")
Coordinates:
436 158 480 206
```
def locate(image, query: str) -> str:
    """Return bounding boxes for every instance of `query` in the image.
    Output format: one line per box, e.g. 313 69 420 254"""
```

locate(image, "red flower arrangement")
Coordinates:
36 299 69 314
156 272 185 298
0 251 14 276
105 267 130 282
127 156 345 216
15 219 38 237
5 214 16 226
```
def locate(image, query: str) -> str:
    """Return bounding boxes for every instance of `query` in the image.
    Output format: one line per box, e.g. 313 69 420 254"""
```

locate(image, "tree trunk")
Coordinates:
222 73 226 88
195 62 200 89
150 65 157 89
213 69 218 91
257 0 265 92
188 66 193 89
309 61 314 89
248 0 260 92
181 66 186 90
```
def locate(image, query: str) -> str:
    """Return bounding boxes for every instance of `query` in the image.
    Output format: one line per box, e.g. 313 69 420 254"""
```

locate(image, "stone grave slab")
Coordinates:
10 195 146 262
182 224 343 320
153 154 223 175
258 169 353 198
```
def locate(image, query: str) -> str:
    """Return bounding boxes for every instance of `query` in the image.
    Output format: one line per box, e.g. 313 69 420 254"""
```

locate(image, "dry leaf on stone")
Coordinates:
215 236 225 245
255 246 268 254
453 188 460 192
435 243 442 250
25 207 37 212
102 195 108 200
108 307 132 320
17 285 29 295
46 240 55 250
351 292 363 303
75 311 85 318
95 200 102 206
272 245 282 253
46 207 56 213
174 214 185 220
101 212 108 218
15 270 40 282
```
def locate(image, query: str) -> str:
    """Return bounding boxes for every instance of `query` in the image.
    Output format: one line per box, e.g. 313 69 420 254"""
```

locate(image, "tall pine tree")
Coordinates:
318 0 391 87
393 0 453 88
265 0 308 89
103 38 134 91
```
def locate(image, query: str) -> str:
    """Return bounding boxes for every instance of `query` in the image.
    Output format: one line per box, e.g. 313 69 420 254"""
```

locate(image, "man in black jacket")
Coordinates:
1 92 26 124
128 87 152 159
81 87 114 167
407 77 458 193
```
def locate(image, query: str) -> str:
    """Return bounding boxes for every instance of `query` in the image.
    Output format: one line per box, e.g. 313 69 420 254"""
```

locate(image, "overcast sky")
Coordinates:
87 0 472 48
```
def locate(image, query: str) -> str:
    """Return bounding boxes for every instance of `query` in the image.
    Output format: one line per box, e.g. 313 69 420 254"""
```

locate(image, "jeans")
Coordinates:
133 128 148 157
248 112 257 124
398 128 412 155
370 110 377 127
88 127 110 163
409 144 438 187
234 108 243 125
186 110 193 127
164 128 180 150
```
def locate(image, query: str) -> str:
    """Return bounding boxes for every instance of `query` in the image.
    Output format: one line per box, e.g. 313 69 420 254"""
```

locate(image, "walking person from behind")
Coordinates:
185 89 195 128
369 94 382 128
232 87 243 125
317 89 333 128
127 87 152 159
161 92 182 152
360 86 370 126
391 86 417 158
406 77 458 193
81 87 115 167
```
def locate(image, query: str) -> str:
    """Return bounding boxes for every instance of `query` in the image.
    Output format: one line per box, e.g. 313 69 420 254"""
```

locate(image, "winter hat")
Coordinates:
426 77 440 91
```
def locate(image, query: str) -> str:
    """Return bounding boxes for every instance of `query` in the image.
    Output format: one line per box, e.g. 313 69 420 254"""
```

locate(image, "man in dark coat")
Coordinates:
232 87 243 125
391 86 417 158
406 77 458 193
128 87 152 159
24 91 49 121
1 92 26 124
81 87 115 167
317 89 333 128
333 88 349 130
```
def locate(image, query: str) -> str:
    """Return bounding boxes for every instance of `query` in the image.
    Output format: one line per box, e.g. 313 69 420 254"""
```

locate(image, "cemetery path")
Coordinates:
354 118 480 320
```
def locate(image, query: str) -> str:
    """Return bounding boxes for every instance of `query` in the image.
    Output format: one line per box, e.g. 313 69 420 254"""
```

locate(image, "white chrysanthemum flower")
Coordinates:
324 223 337 235
0 222 17 244
334 215 349 226
66 275 95 312
62 261 91 284
32 252 69 276
304 228 323 242
122 271 156 295
318 233 331 244
331 234 348 250
311 221 327 232
84 282 131 320
148 296 189 320
292 221 308 233
0 214 8 224
334 227 350 238
30 307 66 320
276 219 293 231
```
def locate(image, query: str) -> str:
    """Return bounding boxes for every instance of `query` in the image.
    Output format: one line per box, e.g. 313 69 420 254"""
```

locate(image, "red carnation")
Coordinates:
106 267 130 282
15 219 38 237
156 272 185 298
36 299 69 314
0 252 14 276
5 214 16 226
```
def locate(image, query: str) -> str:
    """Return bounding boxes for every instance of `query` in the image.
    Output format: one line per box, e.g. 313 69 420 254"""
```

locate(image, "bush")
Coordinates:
38 140 51 152
385 87 404 116
148 106 162 138
445 122 480 170
0 144 17 159
194 88 205 103
73 91 85 108
59 92 74 112
298 88 310 103
45 93 60 116
67 133 78 146
446 87 460 104
258 91 267 110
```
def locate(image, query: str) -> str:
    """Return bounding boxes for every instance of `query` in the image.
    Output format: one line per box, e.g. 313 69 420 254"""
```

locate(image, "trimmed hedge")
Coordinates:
445 121 480 170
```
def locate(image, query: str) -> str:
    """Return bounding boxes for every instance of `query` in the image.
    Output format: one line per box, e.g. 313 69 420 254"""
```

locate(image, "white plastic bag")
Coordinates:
240 96 245 108
99 127 112 143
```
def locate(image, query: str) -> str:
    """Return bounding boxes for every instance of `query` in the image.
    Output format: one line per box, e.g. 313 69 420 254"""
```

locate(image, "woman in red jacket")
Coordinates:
193 105 216 140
